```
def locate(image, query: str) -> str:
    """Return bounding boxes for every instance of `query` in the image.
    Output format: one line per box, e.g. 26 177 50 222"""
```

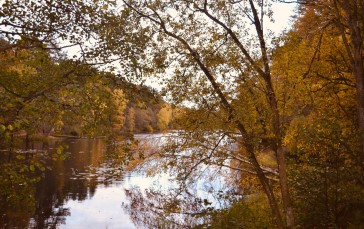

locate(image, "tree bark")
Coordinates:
238 127 285 229
340 1 364 167
249 1 295 227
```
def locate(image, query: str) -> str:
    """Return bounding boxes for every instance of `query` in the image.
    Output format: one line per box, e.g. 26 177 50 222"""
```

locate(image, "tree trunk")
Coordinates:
248 0 295 226
265 86 294 228
353 38 364 167
266 80 295 228
351 27 364 167
240 132 285 229
341 1 364 167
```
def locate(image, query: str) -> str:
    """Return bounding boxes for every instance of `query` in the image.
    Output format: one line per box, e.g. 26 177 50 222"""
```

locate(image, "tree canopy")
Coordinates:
0 0 363 228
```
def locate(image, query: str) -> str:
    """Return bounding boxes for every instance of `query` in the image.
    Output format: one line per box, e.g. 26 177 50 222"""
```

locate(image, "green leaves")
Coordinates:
0 125 7 133
29 164 35 172
1 0 115 48
0 39 126 141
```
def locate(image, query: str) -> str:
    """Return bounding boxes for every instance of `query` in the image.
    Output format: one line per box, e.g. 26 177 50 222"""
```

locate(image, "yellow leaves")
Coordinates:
54 120 64 132
29 165 35 172
257 149 277 169
157 105 172 131
239 174 261 191
283 117 305 149
205 57 222 68
7 124 14 131
3 49 38 78
0 125 6 133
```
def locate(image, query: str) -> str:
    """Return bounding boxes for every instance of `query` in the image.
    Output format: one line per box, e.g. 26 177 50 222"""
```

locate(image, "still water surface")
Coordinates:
1 135 234 229
0 137 156 229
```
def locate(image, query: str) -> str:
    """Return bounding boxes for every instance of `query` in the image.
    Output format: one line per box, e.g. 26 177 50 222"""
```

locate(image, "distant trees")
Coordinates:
123 100 174 133
125 107 136 133
157 105 172 132
0 0 178 141
0 39 125 145
0 0 122 145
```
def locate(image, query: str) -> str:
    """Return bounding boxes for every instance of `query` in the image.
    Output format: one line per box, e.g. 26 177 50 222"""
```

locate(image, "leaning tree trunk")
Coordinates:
123 1 291 227
352 33 364 167
340 0 364 167
248 0 295 227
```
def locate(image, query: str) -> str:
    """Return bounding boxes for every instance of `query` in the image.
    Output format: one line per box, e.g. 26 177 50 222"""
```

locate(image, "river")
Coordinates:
0 134 236 229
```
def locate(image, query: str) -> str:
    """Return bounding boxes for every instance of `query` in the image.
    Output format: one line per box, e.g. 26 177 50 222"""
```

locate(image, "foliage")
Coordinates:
1 0 364 228
289 166 364 228
157 104 173 132
0 39 126 144
0 152 49 228
0 0 115 54
122 87 175 133
205 195 273 229
107 1 296 227
272 9 364 228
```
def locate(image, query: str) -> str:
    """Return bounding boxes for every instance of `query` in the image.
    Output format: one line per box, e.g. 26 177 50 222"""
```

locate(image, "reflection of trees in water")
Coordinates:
104 134 142 169
29 207 70 229
30 167 71 229
123 179 238 228
0 150 46 229
0 148 73 228
120 133 243 228
0 138 124 228
29 139 111 228
124 187 205 228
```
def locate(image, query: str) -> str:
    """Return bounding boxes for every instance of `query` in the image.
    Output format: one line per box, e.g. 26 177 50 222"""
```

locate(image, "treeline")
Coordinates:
0 39 179 148
121 84 182 133
0 39 122 144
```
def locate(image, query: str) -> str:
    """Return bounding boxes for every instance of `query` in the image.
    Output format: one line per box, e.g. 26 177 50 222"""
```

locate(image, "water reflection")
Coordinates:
0 135 237 229
0 138 136 229
0 151 39 229
122 169 238 229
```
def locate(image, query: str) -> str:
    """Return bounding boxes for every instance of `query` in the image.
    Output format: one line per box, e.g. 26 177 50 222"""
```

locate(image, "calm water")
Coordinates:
0 137 148 229
0 135 236 229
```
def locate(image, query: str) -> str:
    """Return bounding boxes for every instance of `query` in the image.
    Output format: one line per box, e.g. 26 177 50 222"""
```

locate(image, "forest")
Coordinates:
1 0 364 228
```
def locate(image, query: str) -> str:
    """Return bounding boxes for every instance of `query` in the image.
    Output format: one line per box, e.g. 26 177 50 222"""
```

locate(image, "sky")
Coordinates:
141 2 298 90
269 1 297 33
61 1 298 89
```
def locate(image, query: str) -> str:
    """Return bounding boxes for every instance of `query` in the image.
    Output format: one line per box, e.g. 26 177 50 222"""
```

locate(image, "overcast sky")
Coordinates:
61 1 298 90
269 2 297 33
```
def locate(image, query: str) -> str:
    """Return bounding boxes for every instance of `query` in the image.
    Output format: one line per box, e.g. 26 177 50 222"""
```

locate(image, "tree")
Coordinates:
125 107 136 133
3 0 363 227
0 39 125 144
0 0 130 142
157 104 172 132
271 6 364 227
291 0 364 167
0 0 114 56
100 1 296 227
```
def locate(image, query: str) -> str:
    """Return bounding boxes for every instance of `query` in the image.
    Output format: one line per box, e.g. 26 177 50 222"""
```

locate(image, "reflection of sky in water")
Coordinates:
61 185 135 229
59 157 175 229
60 172 175 228
133 133 236 207
1 135 238 228
60 166 229 228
